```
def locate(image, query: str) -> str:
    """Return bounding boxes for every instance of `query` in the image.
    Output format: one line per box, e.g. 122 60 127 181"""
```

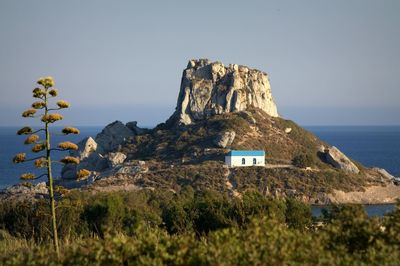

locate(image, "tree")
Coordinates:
13 76 89 256
285 198 312 230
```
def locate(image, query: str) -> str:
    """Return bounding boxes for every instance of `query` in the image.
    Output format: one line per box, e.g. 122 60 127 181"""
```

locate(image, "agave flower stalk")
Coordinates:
12 76 86 258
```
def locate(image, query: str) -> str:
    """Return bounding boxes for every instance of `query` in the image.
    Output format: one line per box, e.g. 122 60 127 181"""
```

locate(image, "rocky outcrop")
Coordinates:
61 120 138 179
324 146 360 174
126 121 146 135
214 131 236 148
61 137 108 179
0 182 49 202
107 152 127 168
73 137 99 159
285 128 292 134
373 168 395 180
115 160 148 175
95 121 135 153
169 59 279 125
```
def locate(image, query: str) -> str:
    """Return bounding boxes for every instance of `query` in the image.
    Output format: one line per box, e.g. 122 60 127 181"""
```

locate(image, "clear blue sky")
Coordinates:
0 0 399 126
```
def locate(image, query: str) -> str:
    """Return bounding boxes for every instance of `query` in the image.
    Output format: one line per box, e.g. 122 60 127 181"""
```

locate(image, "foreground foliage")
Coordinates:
0 189 400 265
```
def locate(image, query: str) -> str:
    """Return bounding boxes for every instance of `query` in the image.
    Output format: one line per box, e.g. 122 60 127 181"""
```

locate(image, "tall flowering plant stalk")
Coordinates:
13 77 89 257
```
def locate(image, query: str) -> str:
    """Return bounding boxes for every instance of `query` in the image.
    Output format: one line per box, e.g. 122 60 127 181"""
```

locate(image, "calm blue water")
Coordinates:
311 204 396 217
305 126 400 177
0 126 101 189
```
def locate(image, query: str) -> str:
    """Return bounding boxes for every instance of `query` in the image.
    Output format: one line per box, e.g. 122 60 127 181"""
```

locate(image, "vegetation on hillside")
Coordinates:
122 108 328 163
116 108 385 200
0 189 400 265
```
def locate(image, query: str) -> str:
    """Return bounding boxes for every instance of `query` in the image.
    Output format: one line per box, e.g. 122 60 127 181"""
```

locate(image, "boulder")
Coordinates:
115 160 149 175
214 131 236 148
325 146 360 174
107 152 127 168
95 121 135 152
61 137 108 179
285 128 292 134
168 59 279 125
71 137 100 159
126 121 146 135
5 182 48 195
373 168 395 180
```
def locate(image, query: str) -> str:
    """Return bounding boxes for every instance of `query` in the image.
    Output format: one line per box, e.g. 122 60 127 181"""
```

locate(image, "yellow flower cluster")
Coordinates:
56 100 70 109
13 153 26 163
32 101 46 109
62 127 80 135
17 127 33 135
32 143 46 153
60 156 80 165
49 89 58 97
20 173 36 180
37 76 54 88
34 158 47 168
41 113 63 123
24 134 39 144
58 141 78 150
77 169 90 180
32 88 46 98
22 109 36 117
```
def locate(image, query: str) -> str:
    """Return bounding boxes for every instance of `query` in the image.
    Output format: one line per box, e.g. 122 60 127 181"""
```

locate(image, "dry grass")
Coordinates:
0 230 36 259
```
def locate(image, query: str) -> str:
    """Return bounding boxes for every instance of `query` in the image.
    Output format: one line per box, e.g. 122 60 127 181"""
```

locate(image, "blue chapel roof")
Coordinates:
227 150 265 157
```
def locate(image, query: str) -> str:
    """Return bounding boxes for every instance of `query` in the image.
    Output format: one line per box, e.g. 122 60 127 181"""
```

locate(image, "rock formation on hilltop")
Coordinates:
168 59 279 125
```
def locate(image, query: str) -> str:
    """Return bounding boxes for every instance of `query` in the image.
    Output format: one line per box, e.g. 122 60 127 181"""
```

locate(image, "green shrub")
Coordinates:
81 194 125 237
292 153 315 168
285 198 312 230
3 190 400 265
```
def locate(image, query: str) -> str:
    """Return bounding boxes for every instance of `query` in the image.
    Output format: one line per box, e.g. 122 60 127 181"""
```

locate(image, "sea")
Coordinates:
0 126 101 189
0 125 399 216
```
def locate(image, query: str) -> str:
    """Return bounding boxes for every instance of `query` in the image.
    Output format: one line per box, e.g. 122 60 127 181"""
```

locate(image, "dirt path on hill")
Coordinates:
223 167 242 198
265 164 294 169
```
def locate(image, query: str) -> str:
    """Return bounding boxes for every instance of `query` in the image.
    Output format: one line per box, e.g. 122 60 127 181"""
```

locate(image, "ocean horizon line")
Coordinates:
1 124 400 128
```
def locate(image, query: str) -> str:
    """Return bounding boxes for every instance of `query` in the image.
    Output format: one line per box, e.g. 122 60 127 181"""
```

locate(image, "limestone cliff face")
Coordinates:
169 59 279 125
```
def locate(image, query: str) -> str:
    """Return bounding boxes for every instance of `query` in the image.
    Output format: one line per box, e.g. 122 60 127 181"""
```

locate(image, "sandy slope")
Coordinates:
329 184 400 204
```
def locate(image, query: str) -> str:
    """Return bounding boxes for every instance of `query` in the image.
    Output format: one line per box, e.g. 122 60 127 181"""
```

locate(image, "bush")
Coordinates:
2 191 400 264
285 198 312 230
292 153 314 168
